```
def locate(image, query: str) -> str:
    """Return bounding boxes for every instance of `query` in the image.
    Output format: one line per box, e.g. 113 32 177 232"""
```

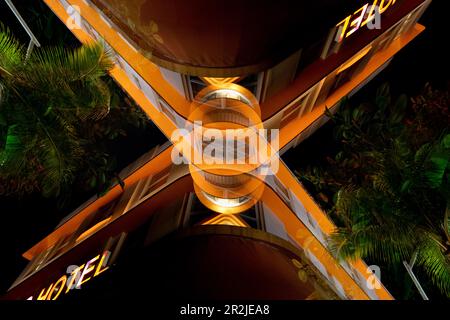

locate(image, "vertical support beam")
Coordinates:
25 40 35 60
4 0 41 59
403 252 429 300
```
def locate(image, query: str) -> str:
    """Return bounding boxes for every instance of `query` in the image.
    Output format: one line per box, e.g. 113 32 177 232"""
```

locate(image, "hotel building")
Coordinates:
4 0 431 300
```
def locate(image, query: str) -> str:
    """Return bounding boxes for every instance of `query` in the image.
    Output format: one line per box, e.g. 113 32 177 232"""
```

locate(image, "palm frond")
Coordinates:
329 223 418 265
35 114 82 197
416 236 450 297
0 25 24 77
0 124 23 169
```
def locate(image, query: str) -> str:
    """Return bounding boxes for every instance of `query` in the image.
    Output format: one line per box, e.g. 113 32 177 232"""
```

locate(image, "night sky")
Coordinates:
0 1 448 298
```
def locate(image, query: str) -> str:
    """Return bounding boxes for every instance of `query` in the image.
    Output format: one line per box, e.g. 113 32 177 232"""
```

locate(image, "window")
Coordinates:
298 40 324 72
236 74 259 96
280 92 310 128
238 208 258 228
159 98 179 125
189 76 208 98
273 175 290 204
139 165 172 200
280 79 324 128
336 45 373 90
74 199 118 243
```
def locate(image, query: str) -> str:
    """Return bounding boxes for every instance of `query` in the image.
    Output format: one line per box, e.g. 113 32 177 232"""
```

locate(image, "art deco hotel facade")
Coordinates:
4 0 431 300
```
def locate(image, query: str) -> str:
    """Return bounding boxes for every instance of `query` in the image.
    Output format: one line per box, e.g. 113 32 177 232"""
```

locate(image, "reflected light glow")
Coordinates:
202 192 251 208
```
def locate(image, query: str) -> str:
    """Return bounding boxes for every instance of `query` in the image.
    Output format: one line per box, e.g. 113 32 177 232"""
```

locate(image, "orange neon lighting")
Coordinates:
31 0 424 301
76 217 112 243
201 77 241 86
337 45 373 74
202 213 249 227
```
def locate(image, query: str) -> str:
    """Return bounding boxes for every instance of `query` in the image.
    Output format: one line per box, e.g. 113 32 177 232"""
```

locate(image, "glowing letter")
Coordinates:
362 1 379 27
48 276 67 300
335 16 351 42
37 284 54 300
77 255 100 287
66 264 85 293
94 251 111 277
346 4 369 38
379 0 393 14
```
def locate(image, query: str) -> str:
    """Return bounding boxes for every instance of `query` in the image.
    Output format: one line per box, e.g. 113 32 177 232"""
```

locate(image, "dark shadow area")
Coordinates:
0 0 167 294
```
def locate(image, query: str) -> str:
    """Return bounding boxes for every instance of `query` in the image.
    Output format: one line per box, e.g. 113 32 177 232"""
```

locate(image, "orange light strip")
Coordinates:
75 217 112 243
337 45 373 74
202 214 249 227
201 77 241 86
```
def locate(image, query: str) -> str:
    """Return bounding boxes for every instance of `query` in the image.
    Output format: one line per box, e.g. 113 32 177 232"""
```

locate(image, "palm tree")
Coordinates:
329 134 450 297
0 25 114 198
298 84 450 297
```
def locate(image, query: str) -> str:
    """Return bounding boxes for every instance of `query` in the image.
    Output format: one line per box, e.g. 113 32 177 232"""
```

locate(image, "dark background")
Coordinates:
0 0 168 294
0 0 448 298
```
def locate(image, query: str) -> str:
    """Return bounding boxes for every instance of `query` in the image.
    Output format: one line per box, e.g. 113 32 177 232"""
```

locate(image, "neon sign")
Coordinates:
27 250 111 300
335 0 397 42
